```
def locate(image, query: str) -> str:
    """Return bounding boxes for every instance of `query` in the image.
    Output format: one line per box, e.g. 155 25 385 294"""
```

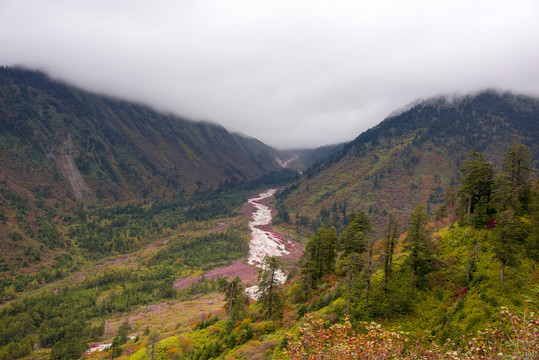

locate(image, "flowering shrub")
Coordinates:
459 307 538 359
281 308 538 359
282 316 407 359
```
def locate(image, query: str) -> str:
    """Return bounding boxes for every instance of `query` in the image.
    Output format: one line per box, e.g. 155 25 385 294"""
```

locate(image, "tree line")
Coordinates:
289 142 538 328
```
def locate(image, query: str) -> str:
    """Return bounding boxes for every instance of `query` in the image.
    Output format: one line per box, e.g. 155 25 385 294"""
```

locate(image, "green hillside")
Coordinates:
0 66 293 280
278 91 539 234
0 67 282 205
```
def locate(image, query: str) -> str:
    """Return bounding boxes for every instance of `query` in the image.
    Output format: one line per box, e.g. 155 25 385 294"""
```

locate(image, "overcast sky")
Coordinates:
1 0 539 149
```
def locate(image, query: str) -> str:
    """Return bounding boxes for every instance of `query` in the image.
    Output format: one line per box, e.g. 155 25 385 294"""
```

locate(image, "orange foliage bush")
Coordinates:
281 308 538 360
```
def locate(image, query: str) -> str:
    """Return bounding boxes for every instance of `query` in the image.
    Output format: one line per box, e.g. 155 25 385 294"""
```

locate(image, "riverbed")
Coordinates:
172 188 295 297
244 189 290 298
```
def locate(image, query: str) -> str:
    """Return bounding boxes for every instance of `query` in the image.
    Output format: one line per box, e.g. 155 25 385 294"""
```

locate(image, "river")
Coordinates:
244 189 290 298
88 189 292 352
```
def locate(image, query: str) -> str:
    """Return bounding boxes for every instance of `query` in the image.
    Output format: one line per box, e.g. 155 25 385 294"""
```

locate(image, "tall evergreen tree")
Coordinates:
501 143 533 212
301 224 338 285
492 172 517 212
218 276 245 321
492 209 520 284
109 337 123 359
458 151 494 223
116 319 131 345
364 237 375 311
382 213 398 287
146 330 160 360
528 183 539 261
299 251 314 301
405 205 432 290
340 212 371 256
340 252 361 316
258 256 283 321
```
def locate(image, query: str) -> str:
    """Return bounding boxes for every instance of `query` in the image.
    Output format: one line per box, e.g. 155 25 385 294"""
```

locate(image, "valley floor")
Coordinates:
83 188 304 358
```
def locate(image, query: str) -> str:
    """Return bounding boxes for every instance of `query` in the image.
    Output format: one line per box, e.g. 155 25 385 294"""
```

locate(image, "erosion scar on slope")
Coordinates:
47 133 93 203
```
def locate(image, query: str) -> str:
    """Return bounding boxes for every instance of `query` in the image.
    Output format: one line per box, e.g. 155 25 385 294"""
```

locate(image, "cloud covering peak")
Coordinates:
1 0 539 148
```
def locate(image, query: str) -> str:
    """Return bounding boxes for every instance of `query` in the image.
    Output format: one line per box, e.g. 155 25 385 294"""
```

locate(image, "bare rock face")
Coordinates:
47 132 93 203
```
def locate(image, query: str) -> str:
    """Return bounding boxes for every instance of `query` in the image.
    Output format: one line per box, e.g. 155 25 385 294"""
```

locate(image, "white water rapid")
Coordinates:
244 189 291 298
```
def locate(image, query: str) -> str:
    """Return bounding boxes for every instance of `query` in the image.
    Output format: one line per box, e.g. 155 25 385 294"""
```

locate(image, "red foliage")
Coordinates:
280 308 539 360
454 286 468 300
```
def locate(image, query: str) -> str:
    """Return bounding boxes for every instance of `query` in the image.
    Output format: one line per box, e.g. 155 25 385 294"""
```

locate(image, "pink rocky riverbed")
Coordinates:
174 189 296 298
244 189 291 297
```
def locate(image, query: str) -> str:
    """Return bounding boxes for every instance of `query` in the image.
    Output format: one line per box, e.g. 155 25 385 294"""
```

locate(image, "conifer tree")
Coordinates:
218 276 245 321
492 172 517 212
382 213 398 287
528 183 539 261
299 252 314 301
301 224 338 286
492 209 520 284
109 337 123 359
116 319 131 345
458 151 494 222
364 237 375 311
258 256 282 321
340 252 361 316
501 143 533 212
146 329 160 360
405 205 432 290
340 212 371 256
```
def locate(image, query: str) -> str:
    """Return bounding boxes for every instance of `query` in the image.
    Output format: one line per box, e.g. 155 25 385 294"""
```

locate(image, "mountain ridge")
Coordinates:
279 90 539 233
0 66 292 274
0 66 283 206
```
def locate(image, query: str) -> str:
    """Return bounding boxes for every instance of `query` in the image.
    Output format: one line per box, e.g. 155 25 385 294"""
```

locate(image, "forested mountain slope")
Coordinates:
0 67 282 206
279 91 539 232
0 66 289 276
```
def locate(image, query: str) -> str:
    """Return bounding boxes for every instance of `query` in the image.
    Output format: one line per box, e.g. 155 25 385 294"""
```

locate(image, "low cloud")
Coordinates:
1 0 539 148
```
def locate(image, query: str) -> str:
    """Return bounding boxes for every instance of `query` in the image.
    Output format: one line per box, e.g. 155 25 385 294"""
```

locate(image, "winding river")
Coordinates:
88 189 293 353
245 189 291 298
